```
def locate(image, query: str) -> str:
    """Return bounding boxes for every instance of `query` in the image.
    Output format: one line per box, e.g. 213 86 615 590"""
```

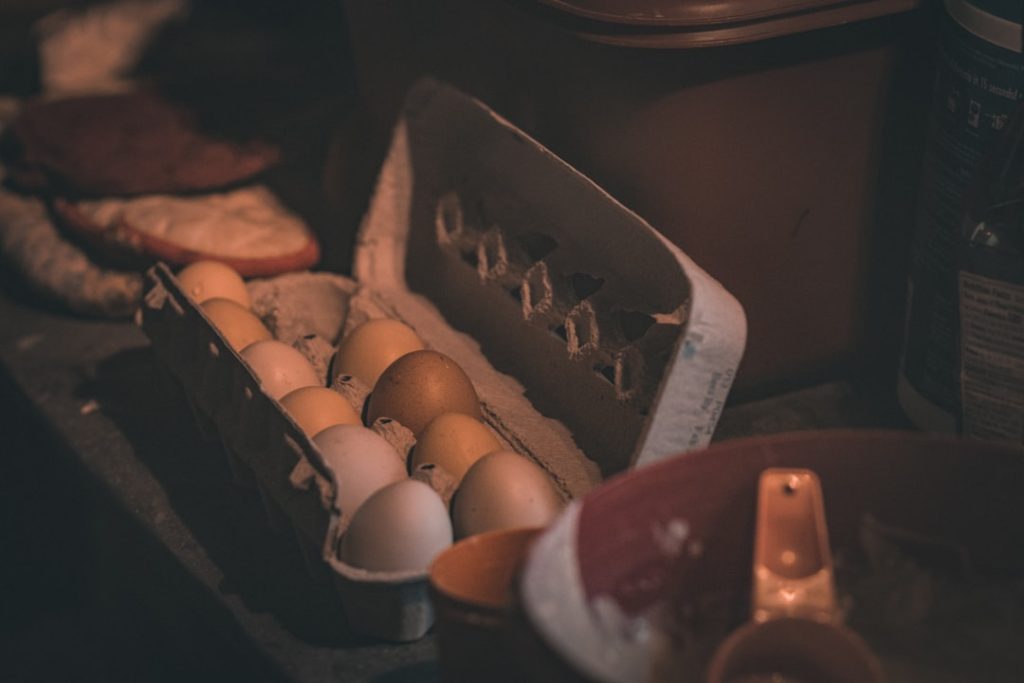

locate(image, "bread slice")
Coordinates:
0 90 279 197
54 185 320 276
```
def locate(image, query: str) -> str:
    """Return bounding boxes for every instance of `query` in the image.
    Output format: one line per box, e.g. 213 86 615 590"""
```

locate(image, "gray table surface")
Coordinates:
0 278 910 682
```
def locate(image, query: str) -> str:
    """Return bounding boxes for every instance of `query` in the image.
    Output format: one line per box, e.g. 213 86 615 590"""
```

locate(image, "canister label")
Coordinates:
959 272 1024 442
899 0 1022 430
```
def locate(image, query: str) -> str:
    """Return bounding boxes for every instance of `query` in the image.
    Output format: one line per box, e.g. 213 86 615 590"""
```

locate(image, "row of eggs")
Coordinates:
176 261 564 574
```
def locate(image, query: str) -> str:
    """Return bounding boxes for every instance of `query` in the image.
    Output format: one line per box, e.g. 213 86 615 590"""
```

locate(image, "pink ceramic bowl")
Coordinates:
511 430 1024 682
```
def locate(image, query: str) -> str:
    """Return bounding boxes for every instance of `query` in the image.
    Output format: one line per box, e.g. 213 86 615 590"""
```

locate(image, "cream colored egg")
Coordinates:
410 412 502 485
240 340 321 400
332 318 425 388
279 386 361 439
340 479 452 572
453 450 563 539
313 424 407 519
200 297 272 351
177 260 250 308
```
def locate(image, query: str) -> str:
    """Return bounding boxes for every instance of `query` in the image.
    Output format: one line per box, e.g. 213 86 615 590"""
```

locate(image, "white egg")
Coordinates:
313 424 407 520
340 479 452 572
240 339 321 400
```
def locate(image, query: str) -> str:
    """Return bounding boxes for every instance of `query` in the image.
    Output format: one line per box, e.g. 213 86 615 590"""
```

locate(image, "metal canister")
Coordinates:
898 0 1023 432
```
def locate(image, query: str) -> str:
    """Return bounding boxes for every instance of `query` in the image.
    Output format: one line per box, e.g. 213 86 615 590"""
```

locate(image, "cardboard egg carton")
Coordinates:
137 79 746 642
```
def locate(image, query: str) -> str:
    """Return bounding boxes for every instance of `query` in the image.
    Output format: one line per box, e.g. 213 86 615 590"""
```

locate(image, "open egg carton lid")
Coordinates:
358 77 746 475
137 78 746 641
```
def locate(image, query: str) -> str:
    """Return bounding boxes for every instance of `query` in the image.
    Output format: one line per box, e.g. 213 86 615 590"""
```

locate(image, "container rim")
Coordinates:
517 0 922 48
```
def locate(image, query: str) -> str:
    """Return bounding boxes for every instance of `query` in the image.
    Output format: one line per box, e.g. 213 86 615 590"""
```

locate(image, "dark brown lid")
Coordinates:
526 0 922 47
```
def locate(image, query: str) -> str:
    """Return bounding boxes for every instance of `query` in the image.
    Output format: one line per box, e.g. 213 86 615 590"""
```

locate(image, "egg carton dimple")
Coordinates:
430 188 690 420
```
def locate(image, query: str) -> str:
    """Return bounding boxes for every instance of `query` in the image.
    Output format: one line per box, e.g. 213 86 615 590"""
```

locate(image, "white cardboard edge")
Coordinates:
634 238 747 465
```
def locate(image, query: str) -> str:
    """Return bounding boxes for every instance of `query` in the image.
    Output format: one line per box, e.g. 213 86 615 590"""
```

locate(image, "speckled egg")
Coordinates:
365 350 481 435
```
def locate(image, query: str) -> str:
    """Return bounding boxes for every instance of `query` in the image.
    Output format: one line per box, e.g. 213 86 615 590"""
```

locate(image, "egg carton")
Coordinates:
137 78 747 642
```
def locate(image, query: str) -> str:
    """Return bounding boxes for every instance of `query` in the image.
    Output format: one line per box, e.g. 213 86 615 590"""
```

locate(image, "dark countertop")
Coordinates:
0 270 911 683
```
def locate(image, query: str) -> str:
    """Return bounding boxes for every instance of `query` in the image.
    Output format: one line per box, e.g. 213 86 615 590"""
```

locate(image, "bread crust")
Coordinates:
53 192 320 277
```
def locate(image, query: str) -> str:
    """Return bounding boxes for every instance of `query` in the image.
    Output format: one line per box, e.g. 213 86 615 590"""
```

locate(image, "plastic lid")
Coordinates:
526 0 922 47
946 0 1023 53
957 0 1022 24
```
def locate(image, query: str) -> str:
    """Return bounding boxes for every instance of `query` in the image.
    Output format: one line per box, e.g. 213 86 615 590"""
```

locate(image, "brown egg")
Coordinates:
177 260 250 308
331 318 425 388
279 386 361 438
200 297 272 352
452 450 564 539
366 350 481 435
411 412 502 485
